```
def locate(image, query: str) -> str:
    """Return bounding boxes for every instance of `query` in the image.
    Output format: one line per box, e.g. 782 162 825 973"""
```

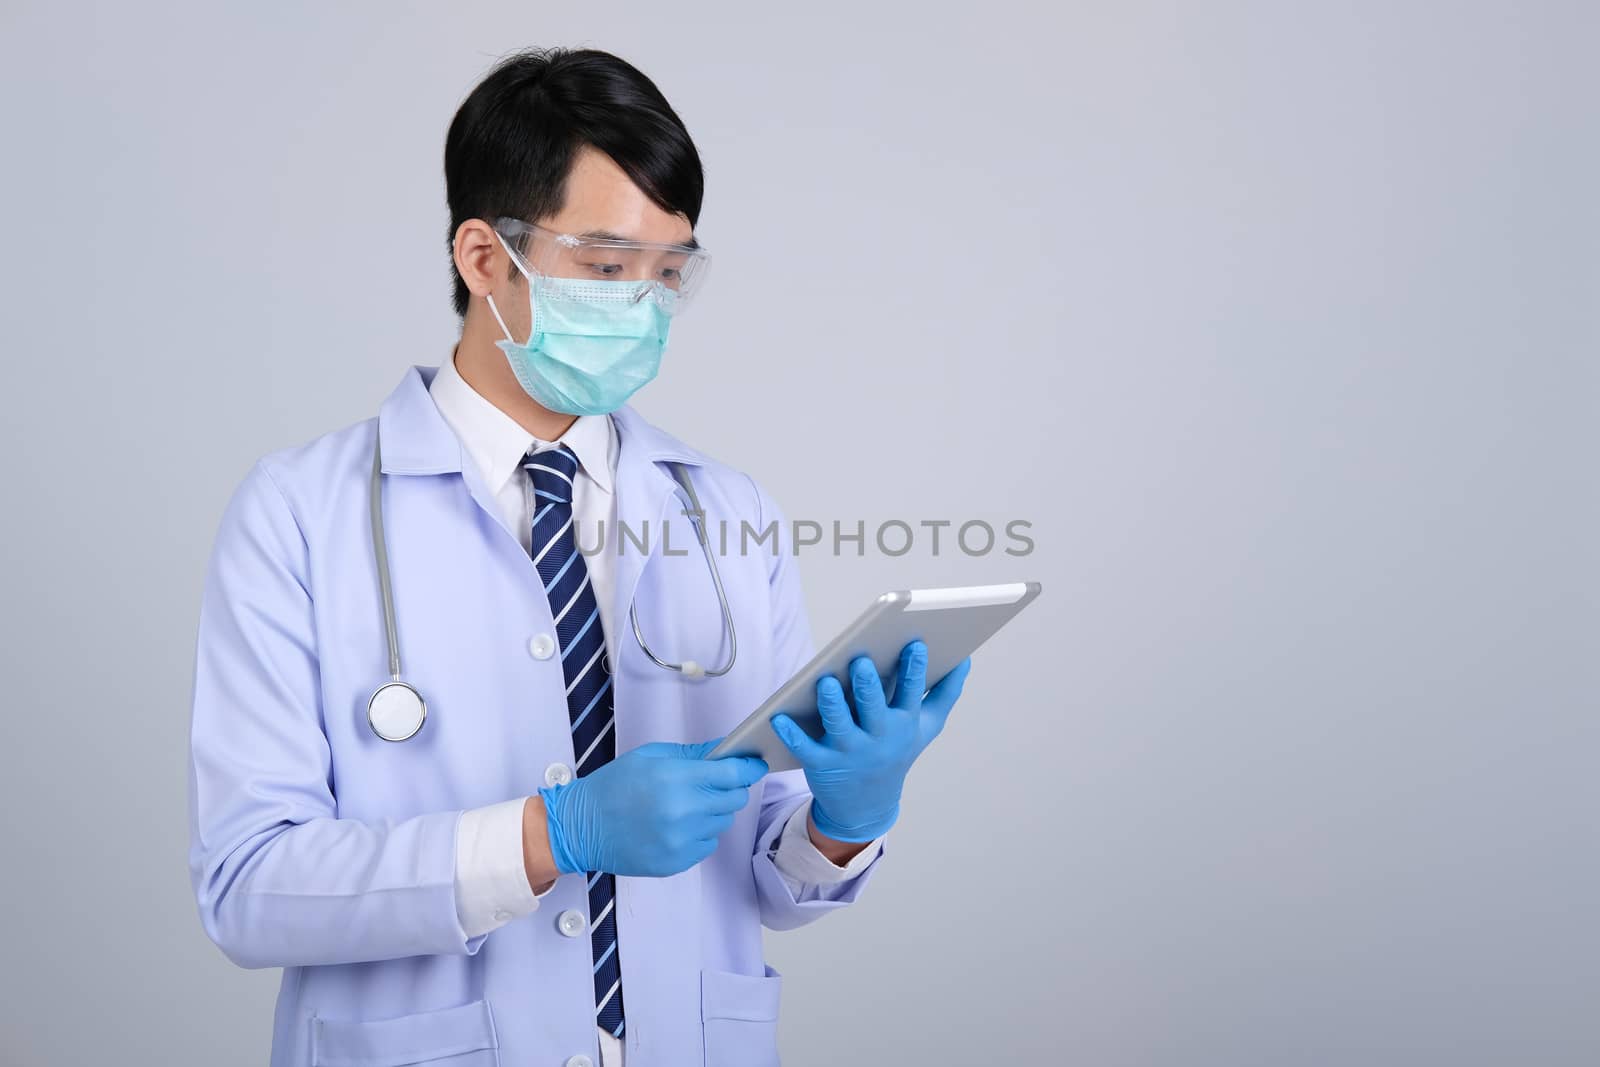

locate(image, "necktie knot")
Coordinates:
524 444 579 505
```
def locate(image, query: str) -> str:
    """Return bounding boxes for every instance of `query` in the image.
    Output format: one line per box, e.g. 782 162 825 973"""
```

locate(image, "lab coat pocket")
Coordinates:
311 999 500 1066
701 965 783 1067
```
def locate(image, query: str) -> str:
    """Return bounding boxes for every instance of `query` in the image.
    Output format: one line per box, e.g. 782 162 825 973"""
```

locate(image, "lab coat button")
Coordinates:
544 762 574 787
566 1056 594 1067
493 909 512 923
529 633 555 660
558 909 587 937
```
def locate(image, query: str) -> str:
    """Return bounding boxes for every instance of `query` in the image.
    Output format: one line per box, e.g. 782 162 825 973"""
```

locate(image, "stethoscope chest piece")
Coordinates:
368 680 427 742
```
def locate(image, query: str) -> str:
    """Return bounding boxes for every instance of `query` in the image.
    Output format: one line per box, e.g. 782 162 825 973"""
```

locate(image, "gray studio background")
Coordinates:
1 2 1596 1064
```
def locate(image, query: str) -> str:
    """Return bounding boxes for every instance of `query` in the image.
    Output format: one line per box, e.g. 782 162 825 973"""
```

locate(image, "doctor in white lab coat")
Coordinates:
188 47 969 1067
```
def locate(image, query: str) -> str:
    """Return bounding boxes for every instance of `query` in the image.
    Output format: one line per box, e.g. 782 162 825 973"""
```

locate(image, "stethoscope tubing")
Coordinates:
366 435 738 742
370 439 403 683
630 462 738 678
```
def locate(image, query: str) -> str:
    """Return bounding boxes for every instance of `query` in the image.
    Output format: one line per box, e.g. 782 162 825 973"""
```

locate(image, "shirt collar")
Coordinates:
427 351 616 496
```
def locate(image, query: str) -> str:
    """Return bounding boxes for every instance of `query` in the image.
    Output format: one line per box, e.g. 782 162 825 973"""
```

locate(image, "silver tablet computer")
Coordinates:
708 582 1043 771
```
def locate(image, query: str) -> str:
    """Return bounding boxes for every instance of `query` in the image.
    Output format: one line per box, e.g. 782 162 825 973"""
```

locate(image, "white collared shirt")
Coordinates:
428 347 623 668
431 352 879 1067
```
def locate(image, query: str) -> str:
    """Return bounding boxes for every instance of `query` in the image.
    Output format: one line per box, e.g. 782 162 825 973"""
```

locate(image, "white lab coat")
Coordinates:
187 364 881 1067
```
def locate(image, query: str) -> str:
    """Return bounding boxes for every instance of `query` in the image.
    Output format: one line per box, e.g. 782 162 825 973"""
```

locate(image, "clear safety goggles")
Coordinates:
493 216 712 315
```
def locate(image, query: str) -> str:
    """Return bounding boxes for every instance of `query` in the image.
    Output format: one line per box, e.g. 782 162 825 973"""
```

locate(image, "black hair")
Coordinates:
444 47 705 316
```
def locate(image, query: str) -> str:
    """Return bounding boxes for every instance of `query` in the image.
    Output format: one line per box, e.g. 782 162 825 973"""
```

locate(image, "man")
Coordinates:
188 47 969 1067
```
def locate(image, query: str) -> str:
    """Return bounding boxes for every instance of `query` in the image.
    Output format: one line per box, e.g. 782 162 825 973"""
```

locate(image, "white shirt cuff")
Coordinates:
770 799 884 887
454 797 552 938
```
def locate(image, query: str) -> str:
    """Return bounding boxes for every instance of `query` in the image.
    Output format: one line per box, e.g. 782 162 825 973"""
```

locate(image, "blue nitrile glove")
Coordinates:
771 641 973 843
540 740 768 877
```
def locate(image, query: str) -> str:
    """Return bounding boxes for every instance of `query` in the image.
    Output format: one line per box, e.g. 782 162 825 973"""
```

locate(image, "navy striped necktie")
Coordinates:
524 444 625 1040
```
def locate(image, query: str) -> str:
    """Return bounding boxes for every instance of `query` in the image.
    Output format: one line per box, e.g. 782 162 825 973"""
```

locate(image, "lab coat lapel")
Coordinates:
377 364 529 565
376 365 463 476
607 422 679 740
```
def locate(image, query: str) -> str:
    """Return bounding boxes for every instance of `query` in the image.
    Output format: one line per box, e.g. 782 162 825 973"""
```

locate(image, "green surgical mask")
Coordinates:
487 252 672 417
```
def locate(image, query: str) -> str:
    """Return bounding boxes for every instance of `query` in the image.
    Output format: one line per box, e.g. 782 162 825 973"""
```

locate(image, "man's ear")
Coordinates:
453 219 505 300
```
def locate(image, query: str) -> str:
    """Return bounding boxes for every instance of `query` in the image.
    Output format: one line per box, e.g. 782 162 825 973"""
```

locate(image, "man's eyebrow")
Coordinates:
578 228 700 250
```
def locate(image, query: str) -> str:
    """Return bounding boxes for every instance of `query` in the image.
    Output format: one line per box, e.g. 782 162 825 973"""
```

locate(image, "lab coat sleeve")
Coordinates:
744 479 884 931
770 799 884 889
187 461 483 969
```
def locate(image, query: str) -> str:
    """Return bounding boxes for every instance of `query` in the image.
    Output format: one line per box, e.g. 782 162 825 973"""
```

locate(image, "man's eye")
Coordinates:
590 263 623 276
659 267 682 282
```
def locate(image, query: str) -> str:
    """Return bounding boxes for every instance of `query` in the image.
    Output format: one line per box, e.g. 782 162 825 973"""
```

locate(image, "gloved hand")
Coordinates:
540 740 768 877
771 641 972 843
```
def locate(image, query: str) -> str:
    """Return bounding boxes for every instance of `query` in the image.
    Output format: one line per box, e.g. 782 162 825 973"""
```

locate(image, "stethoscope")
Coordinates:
365 436 738 742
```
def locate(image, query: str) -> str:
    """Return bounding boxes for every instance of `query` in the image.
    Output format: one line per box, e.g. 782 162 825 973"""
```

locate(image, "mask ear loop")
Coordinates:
486 230 536 346
485 291 517 346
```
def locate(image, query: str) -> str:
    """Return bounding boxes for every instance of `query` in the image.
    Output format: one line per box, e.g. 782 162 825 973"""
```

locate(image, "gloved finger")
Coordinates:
683 839 721 867
696 755 769 789
816 675 859 743
849 657 890 736
891 641 930 710
697 783 754 815
920 657 973 738
770 713 831 767
633 740 714 760
694 811 737 839
677 838 718 871
685 738 724 760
